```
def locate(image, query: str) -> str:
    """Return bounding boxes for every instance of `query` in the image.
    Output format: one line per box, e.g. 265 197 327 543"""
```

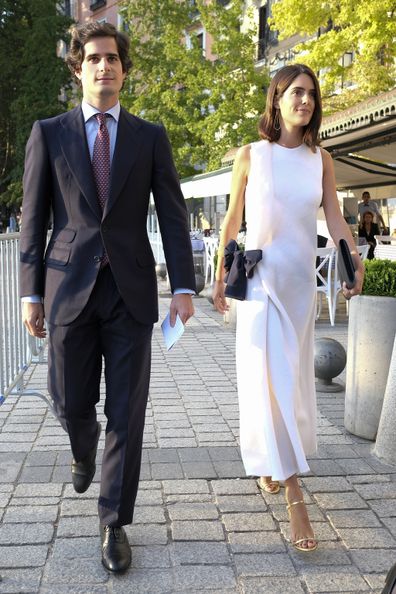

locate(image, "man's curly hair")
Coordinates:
66 22 132 83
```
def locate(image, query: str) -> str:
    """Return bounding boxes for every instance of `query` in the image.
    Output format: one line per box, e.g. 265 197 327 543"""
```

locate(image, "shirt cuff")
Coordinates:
173 288 195 295
21 295 42 303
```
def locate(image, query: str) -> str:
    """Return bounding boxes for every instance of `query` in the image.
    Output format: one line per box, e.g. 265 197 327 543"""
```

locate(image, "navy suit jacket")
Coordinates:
20 106 195 325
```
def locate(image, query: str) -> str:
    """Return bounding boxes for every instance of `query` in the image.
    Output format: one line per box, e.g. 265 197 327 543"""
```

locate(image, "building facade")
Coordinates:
67 0 395 233
65 0 120 26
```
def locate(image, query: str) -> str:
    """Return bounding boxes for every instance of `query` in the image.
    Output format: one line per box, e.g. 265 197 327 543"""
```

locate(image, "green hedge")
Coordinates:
362 259 396 297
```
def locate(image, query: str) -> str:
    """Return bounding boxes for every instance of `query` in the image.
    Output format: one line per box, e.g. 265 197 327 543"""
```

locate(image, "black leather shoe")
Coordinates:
71 422 101 493
382 562 396 594
100 525 131 572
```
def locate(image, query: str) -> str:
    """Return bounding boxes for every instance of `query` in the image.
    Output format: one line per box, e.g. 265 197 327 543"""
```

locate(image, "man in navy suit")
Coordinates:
20 22 195 572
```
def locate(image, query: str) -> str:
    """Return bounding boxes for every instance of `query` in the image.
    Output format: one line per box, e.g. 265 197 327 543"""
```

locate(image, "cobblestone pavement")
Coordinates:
0 292 395 593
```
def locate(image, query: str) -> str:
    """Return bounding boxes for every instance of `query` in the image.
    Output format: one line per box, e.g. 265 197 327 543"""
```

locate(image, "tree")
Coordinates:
120 0 268 176
197 1 269 171
270 0 396 112
0 0 71 209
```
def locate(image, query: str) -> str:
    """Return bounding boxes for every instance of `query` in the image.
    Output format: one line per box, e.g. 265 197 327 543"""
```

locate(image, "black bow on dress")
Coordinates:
223 239 262 301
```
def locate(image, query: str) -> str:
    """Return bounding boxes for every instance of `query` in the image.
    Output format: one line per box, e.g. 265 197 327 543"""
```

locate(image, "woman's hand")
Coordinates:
342 266 364 300
212 280 229 314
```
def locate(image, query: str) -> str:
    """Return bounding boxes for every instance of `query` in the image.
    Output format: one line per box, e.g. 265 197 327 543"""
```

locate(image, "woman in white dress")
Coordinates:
213 64 364 552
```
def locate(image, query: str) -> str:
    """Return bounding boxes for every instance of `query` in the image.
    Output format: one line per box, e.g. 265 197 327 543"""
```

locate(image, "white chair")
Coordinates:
374 235 396 245
356 244 369 260
203 237 219 286
316 247 336 326
374 244 396 261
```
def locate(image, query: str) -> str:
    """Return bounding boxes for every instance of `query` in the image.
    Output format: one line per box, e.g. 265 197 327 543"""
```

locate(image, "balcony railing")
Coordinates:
90 0 106 11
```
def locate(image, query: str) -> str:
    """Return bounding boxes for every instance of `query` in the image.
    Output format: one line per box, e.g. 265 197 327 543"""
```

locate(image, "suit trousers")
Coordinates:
47 266 153 526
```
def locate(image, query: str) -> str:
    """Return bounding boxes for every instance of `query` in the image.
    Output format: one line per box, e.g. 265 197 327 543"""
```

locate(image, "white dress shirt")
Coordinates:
82 100 119 163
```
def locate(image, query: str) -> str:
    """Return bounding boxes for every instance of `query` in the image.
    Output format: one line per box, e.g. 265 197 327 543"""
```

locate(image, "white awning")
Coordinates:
180 167 232 198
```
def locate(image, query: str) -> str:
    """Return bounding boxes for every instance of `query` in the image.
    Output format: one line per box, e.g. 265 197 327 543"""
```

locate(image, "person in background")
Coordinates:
237 220 247 245
213 63 363 553
16 211 22 231
20 22 195 573
358 211 380 259
8 213 17 233
358 190 386 231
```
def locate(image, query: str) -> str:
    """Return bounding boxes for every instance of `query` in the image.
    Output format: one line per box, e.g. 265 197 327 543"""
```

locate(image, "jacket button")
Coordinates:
93 256 101 263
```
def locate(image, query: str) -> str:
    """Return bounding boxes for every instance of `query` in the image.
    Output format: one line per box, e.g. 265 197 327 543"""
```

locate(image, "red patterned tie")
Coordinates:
92 113 110 266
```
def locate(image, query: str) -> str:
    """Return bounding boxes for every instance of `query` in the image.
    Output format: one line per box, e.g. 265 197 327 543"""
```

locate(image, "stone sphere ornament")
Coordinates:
314 337 347 393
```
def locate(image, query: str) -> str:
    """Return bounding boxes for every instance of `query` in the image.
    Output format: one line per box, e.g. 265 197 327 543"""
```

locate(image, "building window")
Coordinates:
186 28 206 56
257 2 278 61
196 32 204 51
90 0 106 11
62 0 77 18
117 13 128 32
340 51 354 89
258 6 267 61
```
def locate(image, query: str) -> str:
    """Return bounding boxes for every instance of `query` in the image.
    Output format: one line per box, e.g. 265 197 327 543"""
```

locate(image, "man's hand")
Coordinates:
169 294 194 327
22 302 46 338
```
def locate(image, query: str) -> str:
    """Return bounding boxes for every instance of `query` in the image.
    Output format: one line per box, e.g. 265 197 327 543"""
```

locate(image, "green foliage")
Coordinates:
270 0 396 112
0 180 23 208
362 259 396 297
0 0 72 208
119 0 268 177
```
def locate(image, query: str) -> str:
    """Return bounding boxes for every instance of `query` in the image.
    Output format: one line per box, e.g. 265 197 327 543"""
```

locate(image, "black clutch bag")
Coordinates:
223 240 262 300
337 239 356 289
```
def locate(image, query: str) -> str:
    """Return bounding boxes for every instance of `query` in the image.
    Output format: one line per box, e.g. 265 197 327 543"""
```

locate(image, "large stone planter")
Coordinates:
155 263 167 279
374 334 396 464
345 295 396 440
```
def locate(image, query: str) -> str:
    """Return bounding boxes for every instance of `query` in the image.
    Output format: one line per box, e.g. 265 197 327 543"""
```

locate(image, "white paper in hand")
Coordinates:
161 313 185 351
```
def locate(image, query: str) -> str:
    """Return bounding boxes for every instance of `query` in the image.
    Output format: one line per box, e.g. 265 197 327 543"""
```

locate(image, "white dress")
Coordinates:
236 140 323 481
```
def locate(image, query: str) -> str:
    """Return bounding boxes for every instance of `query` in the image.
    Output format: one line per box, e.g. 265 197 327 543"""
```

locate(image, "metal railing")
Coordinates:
148 231 165 265
0 232 50 409
0 225 165 409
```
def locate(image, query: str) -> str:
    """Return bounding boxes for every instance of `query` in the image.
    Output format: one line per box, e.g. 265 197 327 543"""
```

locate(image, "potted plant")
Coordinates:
344 259 396 440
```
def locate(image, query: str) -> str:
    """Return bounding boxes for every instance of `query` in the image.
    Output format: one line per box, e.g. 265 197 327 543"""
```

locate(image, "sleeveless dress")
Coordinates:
236 140 323 481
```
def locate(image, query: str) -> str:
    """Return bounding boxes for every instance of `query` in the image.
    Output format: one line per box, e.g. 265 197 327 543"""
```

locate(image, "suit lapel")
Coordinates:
59 107 102 221
104 108 143 217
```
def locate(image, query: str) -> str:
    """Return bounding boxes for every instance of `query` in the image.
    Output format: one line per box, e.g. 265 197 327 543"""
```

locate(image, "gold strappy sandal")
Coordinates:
286 499 318 552
256 476 281 494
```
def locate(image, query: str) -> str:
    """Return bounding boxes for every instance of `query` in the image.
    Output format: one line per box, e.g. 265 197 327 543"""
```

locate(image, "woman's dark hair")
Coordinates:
360 211 374 227
258 63 322 150
66 22 132 82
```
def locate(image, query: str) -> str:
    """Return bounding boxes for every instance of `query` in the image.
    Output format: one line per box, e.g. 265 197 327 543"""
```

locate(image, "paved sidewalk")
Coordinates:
0 292 395 593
